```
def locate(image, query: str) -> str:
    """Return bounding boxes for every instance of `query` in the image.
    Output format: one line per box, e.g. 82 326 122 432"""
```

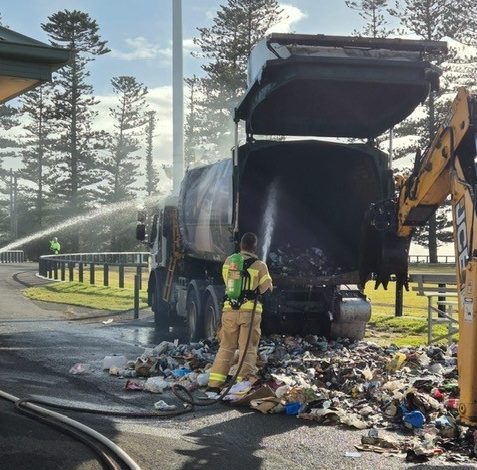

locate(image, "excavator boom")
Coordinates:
364 87 477 424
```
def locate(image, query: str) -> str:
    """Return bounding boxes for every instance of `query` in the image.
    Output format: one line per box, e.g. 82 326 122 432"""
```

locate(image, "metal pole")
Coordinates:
172 0 184 193
134 274 140 319
13 173 18 239
395 283 403 317
388 127 394 170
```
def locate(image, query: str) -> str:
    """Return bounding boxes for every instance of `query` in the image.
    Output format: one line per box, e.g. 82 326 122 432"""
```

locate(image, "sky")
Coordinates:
0 1 452 254
1 0 379 167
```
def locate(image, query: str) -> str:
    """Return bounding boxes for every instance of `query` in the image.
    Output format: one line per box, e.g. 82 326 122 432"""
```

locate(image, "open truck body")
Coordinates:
141 34 446 340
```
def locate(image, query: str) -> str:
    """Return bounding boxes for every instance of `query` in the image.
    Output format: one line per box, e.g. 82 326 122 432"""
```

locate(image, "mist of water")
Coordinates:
260 178 280 261
0 194 163 253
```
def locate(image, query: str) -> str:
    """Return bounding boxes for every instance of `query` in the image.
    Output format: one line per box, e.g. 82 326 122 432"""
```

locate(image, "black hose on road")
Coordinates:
0 389 141 470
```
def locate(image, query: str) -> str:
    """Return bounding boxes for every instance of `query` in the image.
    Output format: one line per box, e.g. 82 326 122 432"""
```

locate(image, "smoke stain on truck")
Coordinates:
138 34 445 341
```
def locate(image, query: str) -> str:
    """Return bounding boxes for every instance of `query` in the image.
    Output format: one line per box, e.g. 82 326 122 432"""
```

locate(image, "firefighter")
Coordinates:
207 232 273 392
49 237 61 255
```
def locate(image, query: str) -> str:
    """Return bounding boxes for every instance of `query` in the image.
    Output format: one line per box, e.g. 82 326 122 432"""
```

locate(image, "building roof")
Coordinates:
0 25 71 103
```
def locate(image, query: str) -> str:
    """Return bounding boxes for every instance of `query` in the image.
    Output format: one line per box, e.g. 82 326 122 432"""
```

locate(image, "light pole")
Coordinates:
172 0 184 193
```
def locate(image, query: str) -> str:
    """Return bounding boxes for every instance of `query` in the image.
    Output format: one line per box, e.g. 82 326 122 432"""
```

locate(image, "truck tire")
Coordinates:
186 288 203 342
151 271 170 331
204 294 220 339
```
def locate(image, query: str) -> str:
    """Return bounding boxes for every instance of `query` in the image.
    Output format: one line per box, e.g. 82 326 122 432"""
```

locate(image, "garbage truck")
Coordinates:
137 33 447 341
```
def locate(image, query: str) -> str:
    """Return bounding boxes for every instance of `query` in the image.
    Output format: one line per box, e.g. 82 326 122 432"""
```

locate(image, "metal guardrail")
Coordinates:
39 252 150 318
0 250 25 263
409 273 458 345
409 255 455 264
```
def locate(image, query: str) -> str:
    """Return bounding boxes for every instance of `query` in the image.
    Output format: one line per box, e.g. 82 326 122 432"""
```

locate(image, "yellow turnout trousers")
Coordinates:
208 308 262 388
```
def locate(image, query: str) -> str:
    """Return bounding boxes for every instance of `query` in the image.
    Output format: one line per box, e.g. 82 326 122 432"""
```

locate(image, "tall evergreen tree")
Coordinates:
389 0 462 261
19 84 55 230
144 110 158 196
193 0 284 160
345 0 394 37
99 76 148 251
184 75 203 167
100 76 148 204
41 10 109 250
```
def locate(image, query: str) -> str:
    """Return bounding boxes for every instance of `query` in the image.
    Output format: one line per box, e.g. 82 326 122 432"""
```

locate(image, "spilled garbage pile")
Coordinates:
98 336 474 462
267 245 349 277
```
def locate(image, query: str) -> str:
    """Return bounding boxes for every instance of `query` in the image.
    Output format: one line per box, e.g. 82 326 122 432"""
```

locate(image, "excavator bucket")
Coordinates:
359 201 410 290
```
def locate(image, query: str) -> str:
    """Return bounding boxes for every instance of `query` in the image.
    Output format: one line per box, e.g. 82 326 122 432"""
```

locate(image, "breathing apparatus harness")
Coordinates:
225 253 259 310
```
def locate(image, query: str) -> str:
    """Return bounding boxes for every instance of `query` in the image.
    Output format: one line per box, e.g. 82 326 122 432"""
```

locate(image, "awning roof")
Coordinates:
0 25 71 103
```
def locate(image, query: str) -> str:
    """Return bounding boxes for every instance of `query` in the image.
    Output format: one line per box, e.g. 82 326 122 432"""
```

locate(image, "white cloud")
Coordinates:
93 86 173 163
268 4 307 34
183 38 199 53
110 37 171 61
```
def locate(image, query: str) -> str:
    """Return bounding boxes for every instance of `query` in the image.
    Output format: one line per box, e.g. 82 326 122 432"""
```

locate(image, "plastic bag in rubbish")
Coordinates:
196 372 209 387
69 363 90 374
154 400 177 411
144 377 170 393
102 355 127 371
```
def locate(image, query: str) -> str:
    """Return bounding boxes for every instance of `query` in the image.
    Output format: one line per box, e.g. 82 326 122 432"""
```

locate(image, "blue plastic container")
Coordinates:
285 402 302 415
403 410 425 428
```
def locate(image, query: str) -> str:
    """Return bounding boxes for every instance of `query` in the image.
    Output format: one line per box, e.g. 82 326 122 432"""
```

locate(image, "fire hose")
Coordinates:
0 389 141 470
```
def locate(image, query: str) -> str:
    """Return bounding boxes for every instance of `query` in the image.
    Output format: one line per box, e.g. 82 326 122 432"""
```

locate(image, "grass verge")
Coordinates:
24 282 148 311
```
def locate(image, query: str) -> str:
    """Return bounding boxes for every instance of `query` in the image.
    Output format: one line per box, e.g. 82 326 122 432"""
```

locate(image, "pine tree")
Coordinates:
100 76 148 204
19 84 55 231
98 76 148 250
184 75 202 167
389 0 462 261
345 0 394 37
193 0 284 160
41 10 109 250
144 110 158 196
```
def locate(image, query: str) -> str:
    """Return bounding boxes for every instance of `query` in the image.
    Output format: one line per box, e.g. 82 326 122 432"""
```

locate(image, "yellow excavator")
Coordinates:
361 87 477 424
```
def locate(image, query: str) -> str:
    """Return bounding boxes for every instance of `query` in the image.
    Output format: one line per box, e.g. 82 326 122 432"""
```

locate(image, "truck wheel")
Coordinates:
186 289 203 342
152 273 170 331
204 294 220 339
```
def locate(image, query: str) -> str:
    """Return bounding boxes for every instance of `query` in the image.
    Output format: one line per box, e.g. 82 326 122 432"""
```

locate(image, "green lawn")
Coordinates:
25 282 148 311
364 264 457 346
26 263 457 346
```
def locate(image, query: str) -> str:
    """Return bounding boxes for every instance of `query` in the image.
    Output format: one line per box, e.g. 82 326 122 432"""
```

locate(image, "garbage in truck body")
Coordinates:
139 33 447 341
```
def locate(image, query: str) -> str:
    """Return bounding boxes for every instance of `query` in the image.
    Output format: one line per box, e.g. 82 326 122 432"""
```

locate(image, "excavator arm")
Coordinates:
362 87 477 424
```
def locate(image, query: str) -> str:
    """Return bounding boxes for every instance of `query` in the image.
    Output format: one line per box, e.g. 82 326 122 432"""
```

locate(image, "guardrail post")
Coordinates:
90 263 95 285
428 296 433 345
69 263 74 281
79 263 84 283
438 283 446 318
60 263 65 281
53 261 58 280
47 260 52 278
104 264 109 287
119 265 125 288
134 273 140 319
395 283 403 317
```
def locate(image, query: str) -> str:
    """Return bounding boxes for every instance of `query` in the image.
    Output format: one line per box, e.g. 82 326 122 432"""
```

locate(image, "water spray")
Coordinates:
0 194 164 253
260 178 280 261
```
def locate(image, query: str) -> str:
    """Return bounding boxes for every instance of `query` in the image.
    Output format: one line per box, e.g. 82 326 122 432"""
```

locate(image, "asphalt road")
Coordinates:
0 263 475 470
